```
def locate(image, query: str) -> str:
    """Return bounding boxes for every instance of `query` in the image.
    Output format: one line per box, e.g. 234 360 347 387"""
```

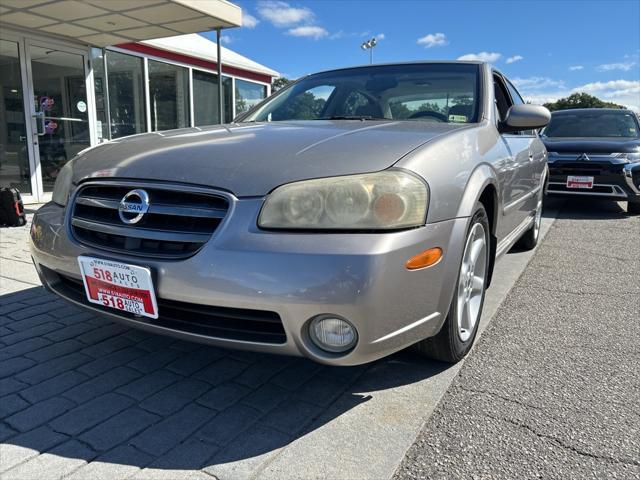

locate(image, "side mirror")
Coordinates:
501 104 551 133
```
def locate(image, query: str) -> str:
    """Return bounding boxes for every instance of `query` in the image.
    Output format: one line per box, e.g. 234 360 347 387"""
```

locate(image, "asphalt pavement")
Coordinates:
394 198 640 480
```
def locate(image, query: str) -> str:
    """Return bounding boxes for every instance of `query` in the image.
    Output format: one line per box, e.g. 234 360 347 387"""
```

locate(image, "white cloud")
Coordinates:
417 32 447 48
286 25 328 39
257 1 314 27
575 80 640 111
575 79 640 94
375 33 385 41
569 65 584 71
243 13 259 29
328 30 346 40
511 77 565 90
457 51 501 62
518 79 640 112
505 55 524 64
596 62 636 72
220 35 234 44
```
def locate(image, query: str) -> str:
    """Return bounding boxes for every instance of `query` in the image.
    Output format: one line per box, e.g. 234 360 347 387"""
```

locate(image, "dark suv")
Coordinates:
542 108 640 214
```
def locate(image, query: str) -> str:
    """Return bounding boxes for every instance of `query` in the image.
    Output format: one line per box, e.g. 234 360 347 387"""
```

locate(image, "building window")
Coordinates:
148 60 190 131
192 70 232 125
106 50 146 138
235 79 267 116
91 48 108 141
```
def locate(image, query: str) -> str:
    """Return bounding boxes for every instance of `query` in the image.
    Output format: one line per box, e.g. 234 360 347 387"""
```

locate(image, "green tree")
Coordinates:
389 102 411 119
543 92 625 111
272 77 292 91
272 92 326 120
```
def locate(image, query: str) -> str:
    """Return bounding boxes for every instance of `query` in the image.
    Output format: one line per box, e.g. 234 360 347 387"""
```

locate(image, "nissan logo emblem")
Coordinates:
118 189 150 224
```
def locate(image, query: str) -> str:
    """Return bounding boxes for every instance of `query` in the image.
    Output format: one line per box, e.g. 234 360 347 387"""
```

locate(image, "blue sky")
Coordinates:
202 0 640 110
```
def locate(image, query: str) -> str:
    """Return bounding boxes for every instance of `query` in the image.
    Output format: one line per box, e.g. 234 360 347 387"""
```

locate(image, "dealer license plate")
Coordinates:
77 256 158 319
566 175 594 189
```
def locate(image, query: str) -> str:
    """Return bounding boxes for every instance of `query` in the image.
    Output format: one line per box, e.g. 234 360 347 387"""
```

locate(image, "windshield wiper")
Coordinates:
319 115 390 121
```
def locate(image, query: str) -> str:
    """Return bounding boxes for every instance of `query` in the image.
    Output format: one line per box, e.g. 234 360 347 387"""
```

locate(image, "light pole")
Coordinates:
361 37 377 64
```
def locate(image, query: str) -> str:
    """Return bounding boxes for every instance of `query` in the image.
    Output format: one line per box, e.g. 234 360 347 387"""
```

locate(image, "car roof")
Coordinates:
552 108 632 115
303 60 485 77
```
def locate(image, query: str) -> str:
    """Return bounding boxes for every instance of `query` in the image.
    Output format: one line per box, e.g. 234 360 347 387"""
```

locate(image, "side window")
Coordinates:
493 74 513 125
506 81 524 106
506 80 534 135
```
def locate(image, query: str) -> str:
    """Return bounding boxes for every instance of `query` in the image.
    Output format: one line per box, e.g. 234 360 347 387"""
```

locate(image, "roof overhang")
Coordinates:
0 0 242 47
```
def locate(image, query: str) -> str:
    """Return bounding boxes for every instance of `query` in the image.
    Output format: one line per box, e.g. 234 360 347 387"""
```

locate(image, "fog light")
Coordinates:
309 316 357 353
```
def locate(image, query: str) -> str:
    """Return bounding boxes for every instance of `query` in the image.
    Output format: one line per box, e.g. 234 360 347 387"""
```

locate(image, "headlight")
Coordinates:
259 170 428 230
612 152 640 163
52 161 74 206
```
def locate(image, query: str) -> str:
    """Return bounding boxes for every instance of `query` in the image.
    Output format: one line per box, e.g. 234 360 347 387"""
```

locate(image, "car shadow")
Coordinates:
0 286 448 475
548 196 633 220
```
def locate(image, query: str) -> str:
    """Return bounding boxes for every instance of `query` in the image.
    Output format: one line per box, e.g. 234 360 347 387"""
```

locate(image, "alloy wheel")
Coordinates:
533 198 543 241
457 222 487 342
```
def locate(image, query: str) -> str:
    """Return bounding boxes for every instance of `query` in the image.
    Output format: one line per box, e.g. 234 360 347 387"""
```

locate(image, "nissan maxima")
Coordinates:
30 62 550 365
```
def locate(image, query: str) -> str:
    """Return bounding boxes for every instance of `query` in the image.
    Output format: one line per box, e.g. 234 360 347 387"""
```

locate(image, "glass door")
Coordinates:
0 39 36 202
27 42 91 199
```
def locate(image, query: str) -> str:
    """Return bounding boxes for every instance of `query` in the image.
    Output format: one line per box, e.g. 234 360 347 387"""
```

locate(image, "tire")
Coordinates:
415 204 491 363
627 201 640 215
516 192 543 251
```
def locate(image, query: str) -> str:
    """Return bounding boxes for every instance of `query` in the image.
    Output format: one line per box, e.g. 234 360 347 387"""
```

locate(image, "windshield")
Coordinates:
544 111 640 138
242 64 481 124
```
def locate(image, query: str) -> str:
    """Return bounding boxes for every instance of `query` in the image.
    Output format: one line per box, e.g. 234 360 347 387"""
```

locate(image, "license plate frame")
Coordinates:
566 175 594 189
77 256 158 319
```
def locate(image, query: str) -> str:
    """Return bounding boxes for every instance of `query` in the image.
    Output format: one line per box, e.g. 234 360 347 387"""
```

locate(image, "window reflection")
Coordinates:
0 40 31 194
107 51 146 138
30 45 90 192
193 70 232 125
148 60 190 131
235 79 267 116
91 48 108 141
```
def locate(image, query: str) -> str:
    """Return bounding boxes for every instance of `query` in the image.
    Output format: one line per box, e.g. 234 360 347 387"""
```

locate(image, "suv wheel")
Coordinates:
415 204 490 363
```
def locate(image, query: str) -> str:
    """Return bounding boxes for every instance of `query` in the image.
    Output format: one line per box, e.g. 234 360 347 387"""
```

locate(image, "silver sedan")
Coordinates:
30 61 550 365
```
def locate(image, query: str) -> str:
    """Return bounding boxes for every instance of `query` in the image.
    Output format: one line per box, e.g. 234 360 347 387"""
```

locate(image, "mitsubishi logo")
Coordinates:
576 153 590 161
118 189 150 224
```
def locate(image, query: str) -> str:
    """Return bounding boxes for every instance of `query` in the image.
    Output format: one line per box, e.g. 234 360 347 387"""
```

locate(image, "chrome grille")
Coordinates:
70 183 229 259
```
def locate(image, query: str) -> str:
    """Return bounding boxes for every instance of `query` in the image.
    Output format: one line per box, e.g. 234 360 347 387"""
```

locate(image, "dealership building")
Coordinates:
0 0 278 203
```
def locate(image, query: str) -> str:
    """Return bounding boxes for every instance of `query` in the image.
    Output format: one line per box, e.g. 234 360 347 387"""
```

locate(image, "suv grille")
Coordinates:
550 161 623 177
71 183 229 259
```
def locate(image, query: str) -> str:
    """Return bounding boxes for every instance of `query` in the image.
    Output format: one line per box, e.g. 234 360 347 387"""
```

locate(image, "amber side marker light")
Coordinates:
406 247 443 270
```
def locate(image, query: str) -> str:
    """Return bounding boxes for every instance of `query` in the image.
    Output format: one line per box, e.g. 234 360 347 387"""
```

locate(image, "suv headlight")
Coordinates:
611 152 640 162
258 170 428 230
52 161 74 206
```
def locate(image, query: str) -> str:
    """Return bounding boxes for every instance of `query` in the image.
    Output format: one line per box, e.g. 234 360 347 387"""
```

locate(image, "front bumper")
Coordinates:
30 201 467 365
547 160 640 201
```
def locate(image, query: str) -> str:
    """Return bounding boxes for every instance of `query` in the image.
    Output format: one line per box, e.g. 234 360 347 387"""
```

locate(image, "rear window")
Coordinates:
544 111 640 138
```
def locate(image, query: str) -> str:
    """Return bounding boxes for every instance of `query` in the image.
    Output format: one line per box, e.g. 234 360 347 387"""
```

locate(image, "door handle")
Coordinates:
33 112 45 136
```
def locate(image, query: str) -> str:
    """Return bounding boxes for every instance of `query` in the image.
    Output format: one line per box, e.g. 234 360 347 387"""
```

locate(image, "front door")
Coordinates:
27 42 91 202
0 39 36 202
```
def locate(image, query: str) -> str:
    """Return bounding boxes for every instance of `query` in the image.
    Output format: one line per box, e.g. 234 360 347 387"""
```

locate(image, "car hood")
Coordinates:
542 136 640 154
73 121 468 197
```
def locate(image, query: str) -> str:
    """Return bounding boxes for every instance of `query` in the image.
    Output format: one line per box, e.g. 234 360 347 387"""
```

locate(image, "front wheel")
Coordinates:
516 194 543 251
415 204 490 363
